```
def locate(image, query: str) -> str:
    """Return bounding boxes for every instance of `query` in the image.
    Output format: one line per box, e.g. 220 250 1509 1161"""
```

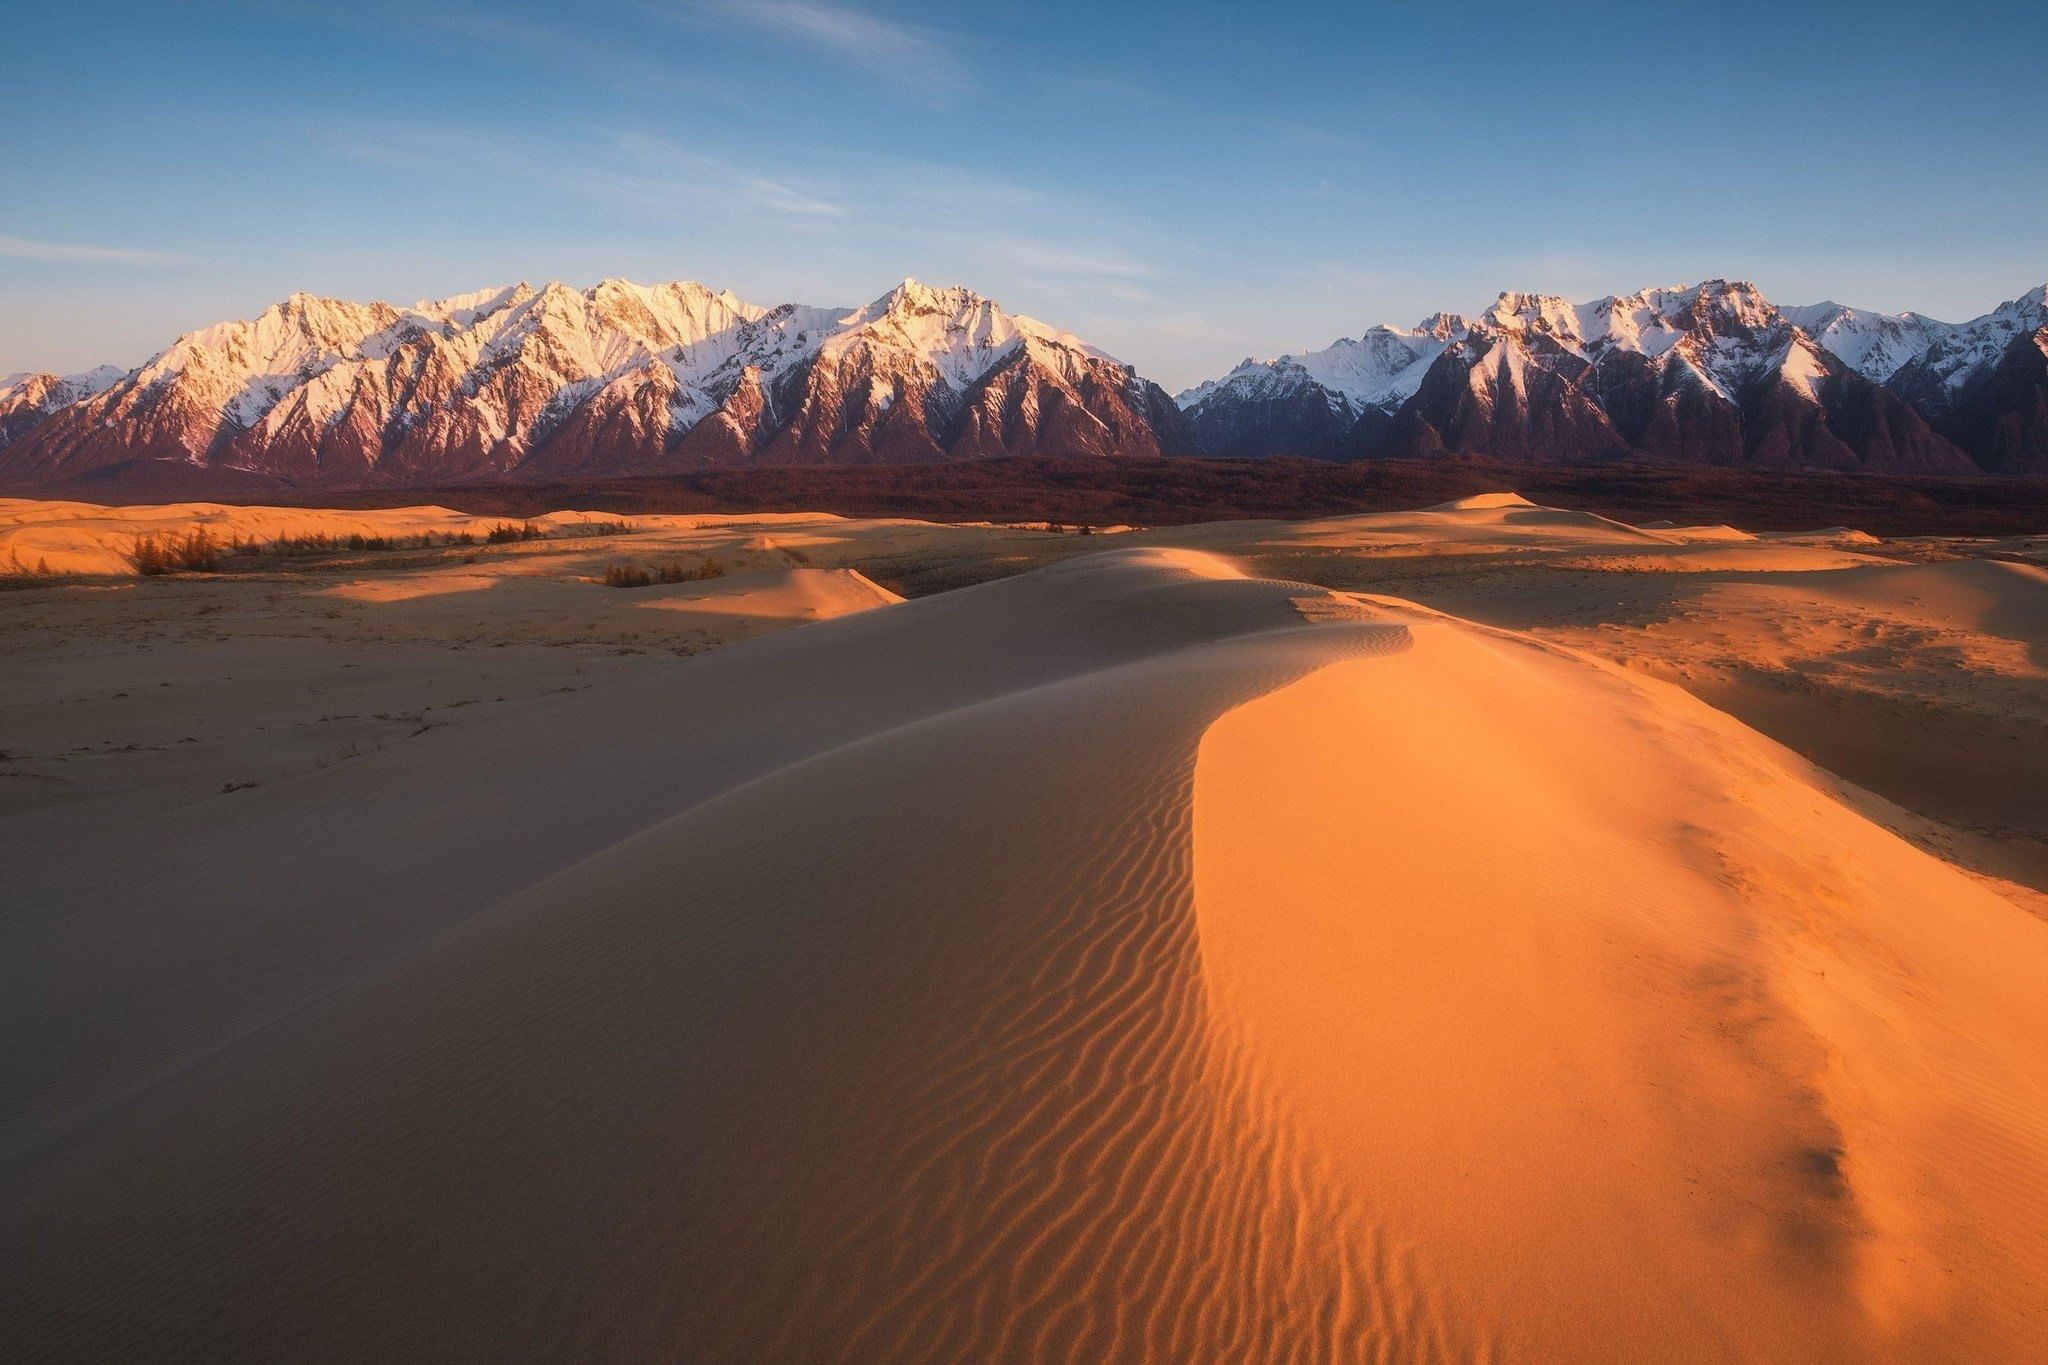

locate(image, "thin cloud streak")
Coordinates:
0 235 183 266
337 123 847 224
674 0 963 94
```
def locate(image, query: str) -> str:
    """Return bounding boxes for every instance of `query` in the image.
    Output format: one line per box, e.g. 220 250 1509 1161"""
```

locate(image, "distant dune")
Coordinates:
6 524 2048 1360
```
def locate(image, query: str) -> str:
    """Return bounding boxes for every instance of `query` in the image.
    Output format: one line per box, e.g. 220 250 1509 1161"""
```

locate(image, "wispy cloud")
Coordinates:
673 0 963 95
338 123 845 224
0 235 182 266
608 132 845 219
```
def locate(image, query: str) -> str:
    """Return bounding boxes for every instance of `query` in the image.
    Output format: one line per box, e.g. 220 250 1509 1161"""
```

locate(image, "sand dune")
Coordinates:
7 543 2048 1361
630 565 901 625
1132 492 1891 570
0 497 968 578
1143 493 1891 575
1586 556 2048 896
306 563 901 643
1127 500 2043 904
1198 600 2048 1358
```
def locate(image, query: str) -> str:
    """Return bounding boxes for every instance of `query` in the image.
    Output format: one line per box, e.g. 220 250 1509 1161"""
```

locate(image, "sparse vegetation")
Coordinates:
0 548 68 587
112 522 631 577
602 557 727 589
274 528 492 555
129 527 222 574
2 549 53 576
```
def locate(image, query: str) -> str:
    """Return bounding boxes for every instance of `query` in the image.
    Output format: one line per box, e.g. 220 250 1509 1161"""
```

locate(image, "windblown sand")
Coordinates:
3 495 2046 1360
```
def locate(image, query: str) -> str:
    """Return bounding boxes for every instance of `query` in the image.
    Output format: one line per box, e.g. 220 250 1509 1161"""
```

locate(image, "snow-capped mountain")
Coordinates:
1778 301 1951 384
0 365 125 448
1178 317 1462 457
1179 280 2048 473
7 275 2044 488
1788 287 2047 394
0 278 1191 488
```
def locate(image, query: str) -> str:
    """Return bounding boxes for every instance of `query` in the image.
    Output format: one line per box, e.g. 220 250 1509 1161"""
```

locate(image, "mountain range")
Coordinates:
0 280 1191 489
1181 280 2048 475
2 276 2044 490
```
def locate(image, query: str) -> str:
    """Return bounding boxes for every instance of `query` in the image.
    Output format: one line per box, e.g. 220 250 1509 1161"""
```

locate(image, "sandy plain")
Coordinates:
2 491 2045 1361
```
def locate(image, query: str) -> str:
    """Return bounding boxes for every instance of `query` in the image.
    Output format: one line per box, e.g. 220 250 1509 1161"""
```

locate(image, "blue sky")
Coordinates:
4 0 2044 389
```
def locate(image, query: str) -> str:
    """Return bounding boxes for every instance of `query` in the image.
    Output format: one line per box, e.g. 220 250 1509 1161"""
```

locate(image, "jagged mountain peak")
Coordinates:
414 283 528 322
876 277 984 317
244 291 403 340
1175 315 1464 453
1469 279 1786 361
196 290 398 347
1175 276 2041 473
0 274 1187 482
0 364 123 398
1657 279 1779 332
1999 283 2048 327
0 365 127 449
589 276 749 313
1484 289 1573 320
823 280 1115 393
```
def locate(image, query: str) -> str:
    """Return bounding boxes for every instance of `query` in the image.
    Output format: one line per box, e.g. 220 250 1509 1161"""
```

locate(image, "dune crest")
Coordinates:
1427 490 1538 510
6 547 2047 1360
1195 610 2048 1358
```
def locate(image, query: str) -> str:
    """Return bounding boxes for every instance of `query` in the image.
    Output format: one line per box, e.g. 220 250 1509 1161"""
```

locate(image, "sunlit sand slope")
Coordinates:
1197 602 2048 1359
6 550 2046 1361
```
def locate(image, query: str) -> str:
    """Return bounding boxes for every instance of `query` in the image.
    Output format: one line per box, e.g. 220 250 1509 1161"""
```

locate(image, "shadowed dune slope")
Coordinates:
6 550 2048 1361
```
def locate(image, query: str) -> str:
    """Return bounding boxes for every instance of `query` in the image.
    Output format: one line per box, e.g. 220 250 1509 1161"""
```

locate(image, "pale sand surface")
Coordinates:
4 495 2047 1360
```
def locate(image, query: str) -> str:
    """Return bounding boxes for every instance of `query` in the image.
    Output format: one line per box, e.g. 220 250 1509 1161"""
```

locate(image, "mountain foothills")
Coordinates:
1 276 2044 488
1183 280 2048 475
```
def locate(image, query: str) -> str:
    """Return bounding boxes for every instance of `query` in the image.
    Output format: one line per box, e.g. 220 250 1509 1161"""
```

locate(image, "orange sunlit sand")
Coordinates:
4 494 2047 1359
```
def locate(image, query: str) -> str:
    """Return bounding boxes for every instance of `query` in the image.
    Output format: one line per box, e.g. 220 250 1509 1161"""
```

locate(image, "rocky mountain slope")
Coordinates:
0 280 1192 489
1181 280 2048 474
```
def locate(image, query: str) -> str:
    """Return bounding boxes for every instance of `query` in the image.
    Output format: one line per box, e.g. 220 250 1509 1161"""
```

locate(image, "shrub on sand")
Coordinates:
603 556 727 589
129 527 220 575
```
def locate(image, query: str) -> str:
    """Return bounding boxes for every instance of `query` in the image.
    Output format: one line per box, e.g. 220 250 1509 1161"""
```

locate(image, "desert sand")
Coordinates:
4 494 2047 1361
